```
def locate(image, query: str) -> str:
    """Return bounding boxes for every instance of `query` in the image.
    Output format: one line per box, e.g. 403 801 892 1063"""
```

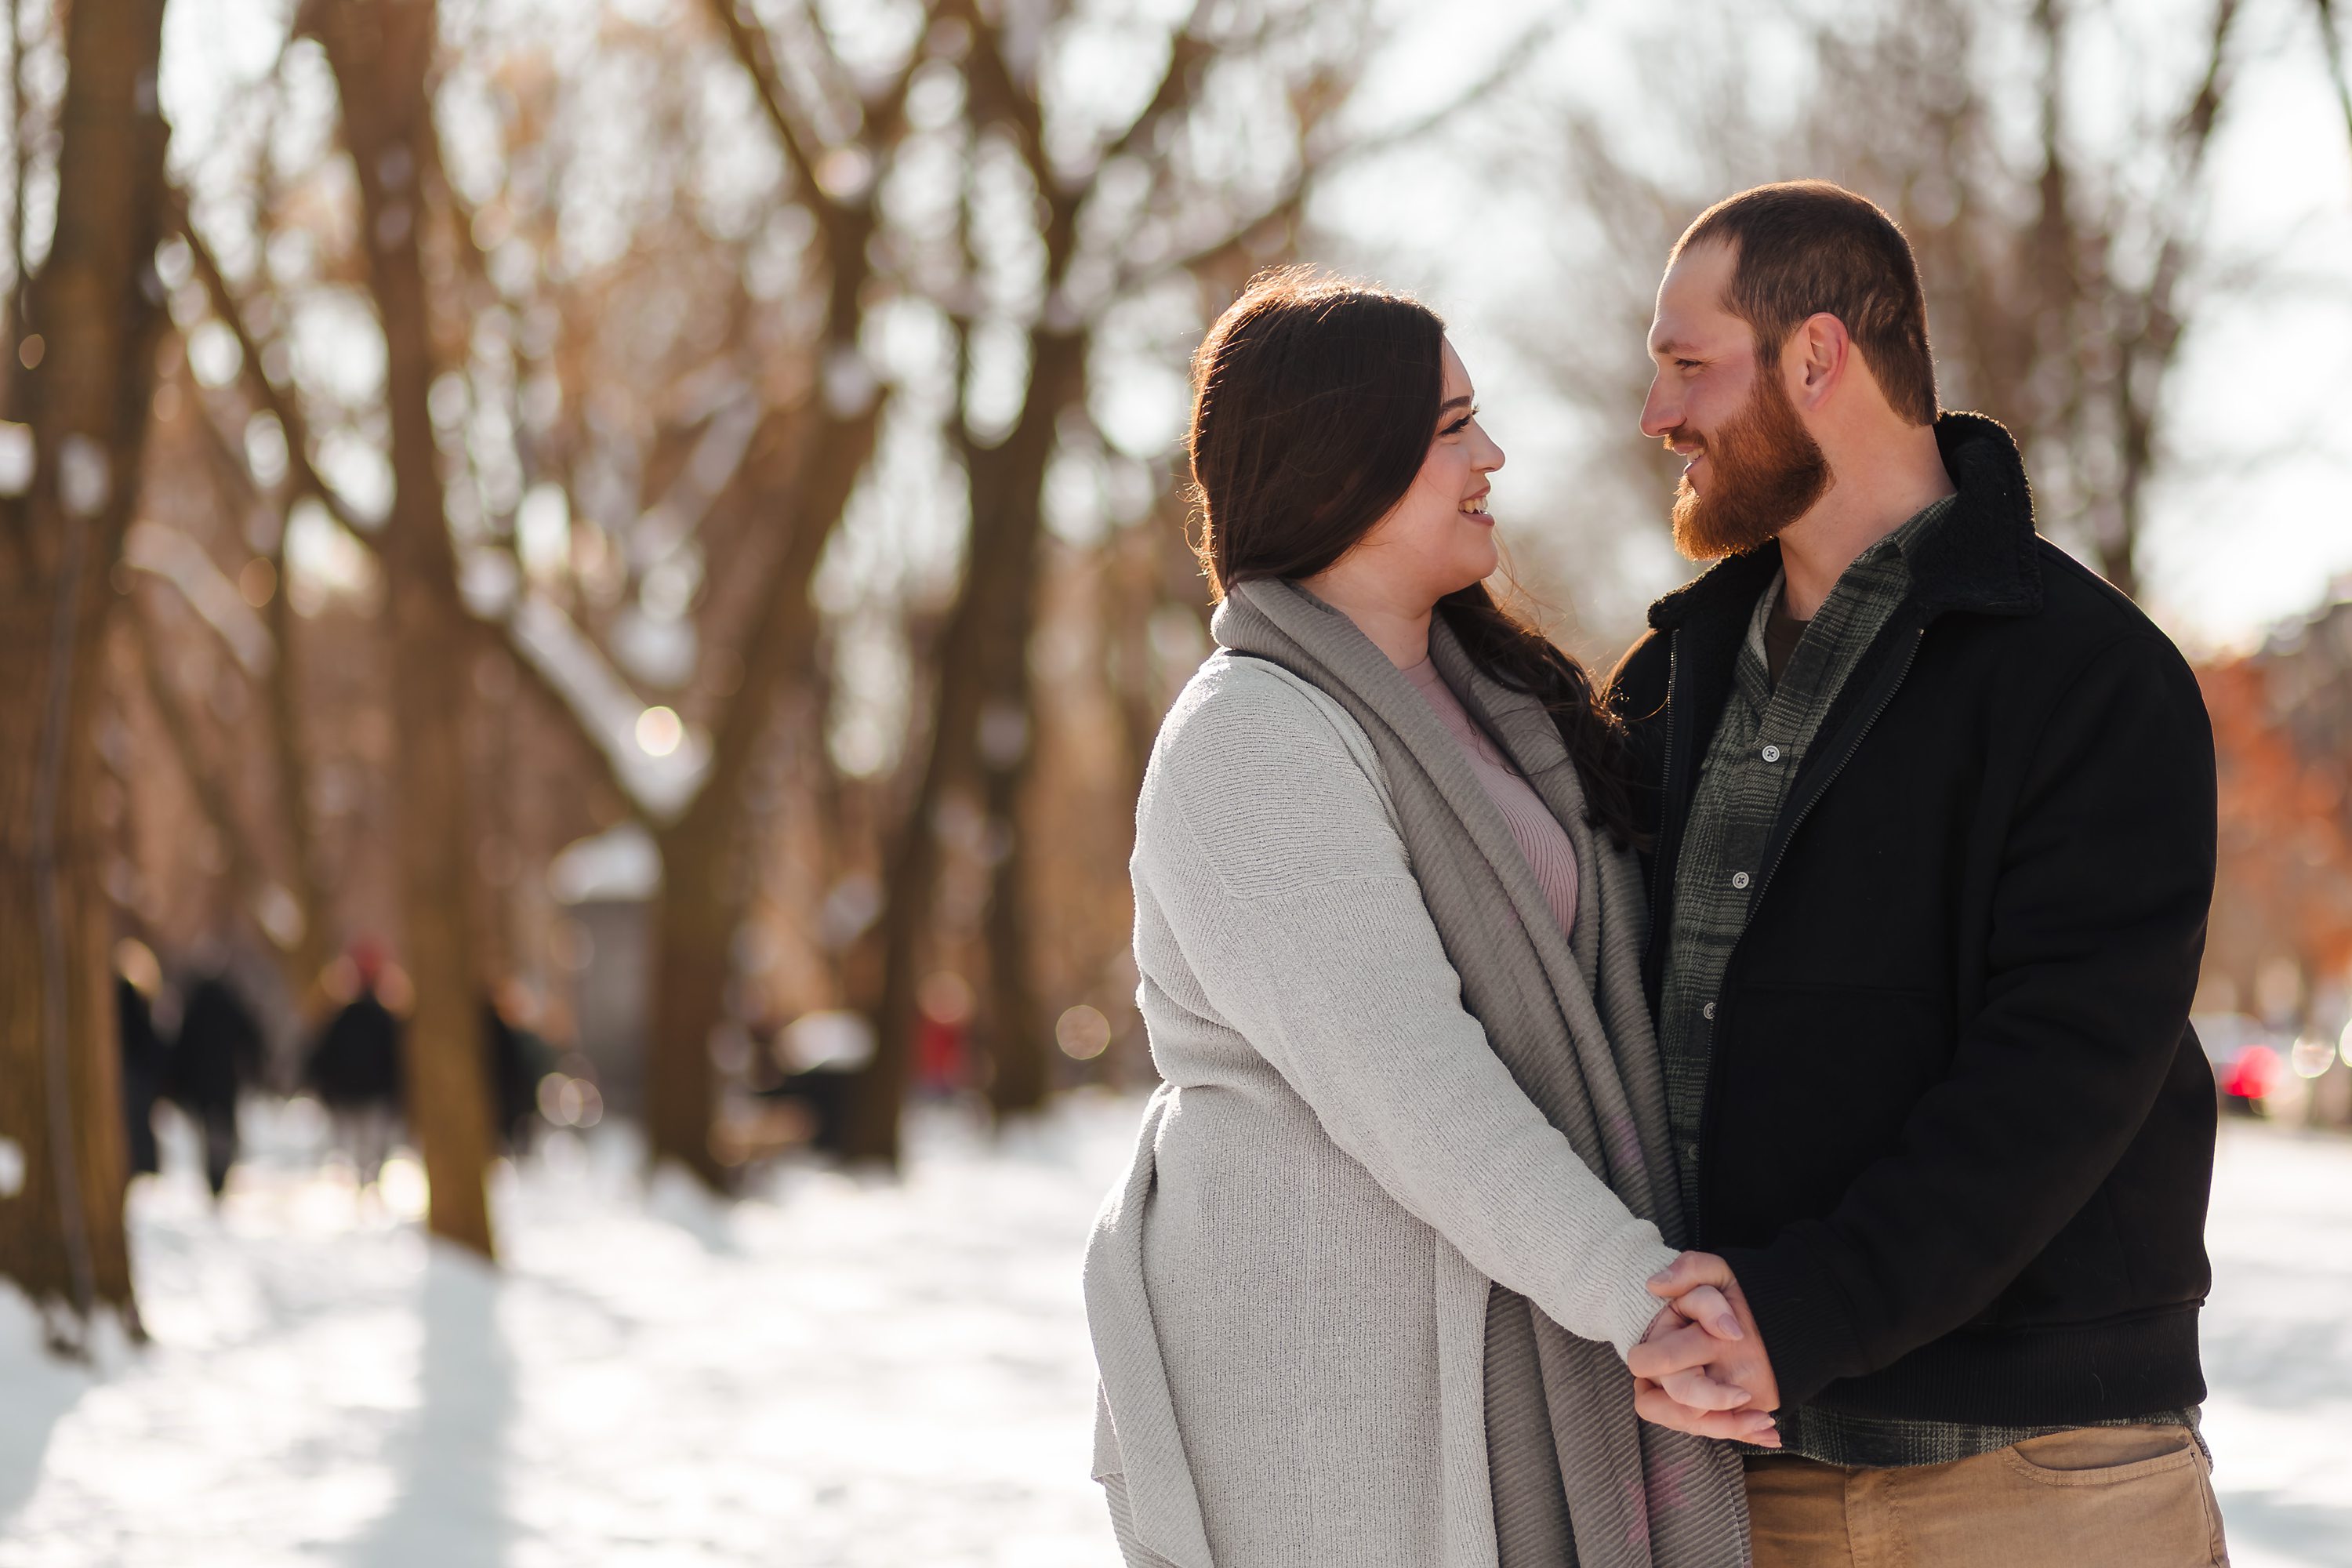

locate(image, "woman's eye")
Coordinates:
1440 406 1478 437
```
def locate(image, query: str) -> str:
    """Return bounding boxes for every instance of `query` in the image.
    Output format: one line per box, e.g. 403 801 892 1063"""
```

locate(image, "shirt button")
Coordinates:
1731 870 1751 889
1761 744 1782 762
1702 1001 1716 1021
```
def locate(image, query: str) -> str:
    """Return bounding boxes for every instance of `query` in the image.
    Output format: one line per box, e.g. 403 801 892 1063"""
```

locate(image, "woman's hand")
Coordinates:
1639 1294 1755 1415
1651 1279 1742 1342
1626 1252 1782 1446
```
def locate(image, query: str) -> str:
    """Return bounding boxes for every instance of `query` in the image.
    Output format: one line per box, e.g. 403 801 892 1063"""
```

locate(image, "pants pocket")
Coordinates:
1893 1428 2228 1566
1997 1425 2201 1487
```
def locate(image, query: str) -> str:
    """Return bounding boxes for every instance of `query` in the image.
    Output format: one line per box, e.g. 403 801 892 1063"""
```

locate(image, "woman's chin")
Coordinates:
1436 568 1497 601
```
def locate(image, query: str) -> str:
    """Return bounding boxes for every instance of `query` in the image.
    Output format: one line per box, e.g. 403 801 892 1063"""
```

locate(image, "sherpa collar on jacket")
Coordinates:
1645 410 2045 636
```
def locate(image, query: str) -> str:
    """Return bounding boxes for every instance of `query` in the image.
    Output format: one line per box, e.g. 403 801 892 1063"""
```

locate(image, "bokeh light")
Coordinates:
634 705 683 757
1055 1004 1110 1061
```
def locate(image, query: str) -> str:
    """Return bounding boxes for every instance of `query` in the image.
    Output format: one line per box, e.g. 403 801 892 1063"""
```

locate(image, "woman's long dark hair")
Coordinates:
1189 267 1641 847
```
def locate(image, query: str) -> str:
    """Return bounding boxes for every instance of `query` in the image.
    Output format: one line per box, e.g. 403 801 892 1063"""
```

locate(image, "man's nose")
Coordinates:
1639 375 1678 441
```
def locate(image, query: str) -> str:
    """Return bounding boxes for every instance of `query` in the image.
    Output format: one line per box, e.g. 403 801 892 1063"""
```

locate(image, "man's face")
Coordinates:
1641 241 1831 561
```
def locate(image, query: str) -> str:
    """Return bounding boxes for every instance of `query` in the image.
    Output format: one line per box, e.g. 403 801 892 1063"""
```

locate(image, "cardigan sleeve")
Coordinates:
1135 661 1676 1358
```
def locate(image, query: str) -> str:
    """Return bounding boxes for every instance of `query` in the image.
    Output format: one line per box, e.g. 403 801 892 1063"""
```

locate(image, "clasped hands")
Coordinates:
1627 1251 1781 1447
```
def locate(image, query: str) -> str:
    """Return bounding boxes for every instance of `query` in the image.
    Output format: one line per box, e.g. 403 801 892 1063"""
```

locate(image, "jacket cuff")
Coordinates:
1716 1236 1864 1410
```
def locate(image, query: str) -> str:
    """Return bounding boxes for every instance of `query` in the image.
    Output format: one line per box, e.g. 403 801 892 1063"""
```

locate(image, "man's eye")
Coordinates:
1676 358 1701 371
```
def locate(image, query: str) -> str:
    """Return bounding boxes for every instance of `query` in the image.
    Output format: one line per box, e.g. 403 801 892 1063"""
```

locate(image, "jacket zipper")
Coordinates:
1693 617 1929 1231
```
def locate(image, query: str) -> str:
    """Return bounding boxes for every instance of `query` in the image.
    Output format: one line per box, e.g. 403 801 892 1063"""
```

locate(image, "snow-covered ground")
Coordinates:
2197 1120 2352 1568
2 1099 2347 1567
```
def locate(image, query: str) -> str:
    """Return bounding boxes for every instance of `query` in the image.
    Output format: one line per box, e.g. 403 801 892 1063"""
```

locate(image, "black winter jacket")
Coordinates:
1609 412 2219 1426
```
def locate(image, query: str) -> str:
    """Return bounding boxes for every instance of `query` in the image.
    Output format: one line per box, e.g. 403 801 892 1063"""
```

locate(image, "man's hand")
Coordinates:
1635 1285 1753 1417
1627 1251 1782 1446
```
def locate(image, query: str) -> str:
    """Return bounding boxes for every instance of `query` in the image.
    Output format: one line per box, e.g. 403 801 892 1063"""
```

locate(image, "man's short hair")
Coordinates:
1675 180 1938 426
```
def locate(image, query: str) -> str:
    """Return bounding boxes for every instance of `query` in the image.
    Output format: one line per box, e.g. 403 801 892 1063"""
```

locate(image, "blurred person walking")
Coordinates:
1083 271 1768 1568
167 970 267 1199
482 988 554 1159
305 942 406 1188
114 942 168 1181
1615 183 2227 1567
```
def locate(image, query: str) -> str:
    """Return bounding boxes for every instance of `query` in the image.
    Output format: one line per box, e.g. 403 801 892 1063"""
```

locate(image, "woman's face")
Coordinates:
1337 336 1506 606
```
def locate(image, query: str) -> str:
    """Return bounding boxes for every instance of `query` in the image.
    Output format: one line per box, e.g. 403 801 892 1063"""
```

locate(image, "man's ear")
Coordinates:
1792 312 1849 405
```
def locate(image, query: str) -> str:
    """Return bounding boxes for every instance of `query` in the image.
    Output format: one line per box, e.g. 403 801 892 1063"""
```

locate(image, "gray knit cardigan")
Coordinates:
1083 579 1749 1568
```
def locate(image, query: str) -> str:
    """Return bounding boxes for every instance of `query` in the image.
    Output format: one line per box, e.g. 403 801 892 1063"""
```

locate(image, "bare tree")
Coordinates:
841 0 1451 1160
309 0 499 1258
612 0 936 1189
0 0 174 1343
1527 0 2248 610
155 0 901 1194
100 0 1560 1201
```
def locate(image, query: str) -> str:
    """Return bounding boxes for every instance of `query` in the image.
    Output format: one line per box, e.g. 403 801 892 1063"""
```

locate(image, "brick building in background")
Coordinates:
2197 587 2352 1127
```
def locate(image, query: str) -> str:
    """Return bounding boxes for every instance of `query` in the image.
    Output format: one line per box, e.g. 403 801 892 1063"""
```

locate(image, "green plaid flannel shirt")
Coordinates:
1656 497 2198 1467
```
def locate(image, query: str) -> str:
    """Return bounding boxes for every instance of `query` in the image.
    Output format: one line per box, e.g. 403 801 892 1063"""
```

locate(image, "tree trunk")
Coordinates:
978 746 1049 1119
264 518 337 999
0 0 172 1342
971 458 1063 1122
646 813 736 1189
0 648 127 1337
844 328 1086 1162
626 0 924 1188
641 394 882 1186
316 0 496 1259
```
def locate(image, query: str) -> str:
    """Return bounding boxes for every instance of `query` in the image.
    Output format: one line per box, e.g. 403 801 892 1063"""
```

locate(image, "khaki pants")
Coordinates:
1746 1426 2230 1568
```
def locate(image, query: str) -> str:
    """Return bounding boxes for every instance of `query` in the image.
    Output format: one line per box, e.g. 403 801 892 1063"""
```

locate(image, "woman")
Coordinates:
1083 270 1771 1568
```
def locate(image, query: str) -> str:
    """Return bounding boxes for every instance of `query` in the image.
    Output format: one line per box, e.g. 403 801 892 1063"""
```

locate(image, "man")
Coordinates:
1613 182 2227 1566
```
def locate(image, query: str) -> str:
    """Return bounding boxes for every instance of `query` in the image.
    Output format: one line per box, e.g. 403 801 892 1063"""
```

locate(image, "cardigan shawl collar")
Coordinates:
1210 577 1749 1568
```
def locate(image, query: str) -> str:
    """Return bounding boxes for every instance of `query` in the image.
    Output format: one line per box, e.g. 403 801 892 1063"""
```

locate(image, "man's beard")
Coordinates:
1668 370 1832 561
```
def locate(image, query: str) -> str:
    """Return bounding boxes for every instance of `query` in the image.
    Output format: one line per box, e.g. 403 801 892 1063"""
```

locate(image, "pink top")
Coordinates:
1403 657 1580 942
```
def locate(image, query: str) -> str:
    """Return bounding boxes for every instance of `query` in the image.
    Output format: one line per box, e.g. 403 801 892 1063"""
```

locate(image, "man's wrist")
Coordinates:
1715 1236 1857 1409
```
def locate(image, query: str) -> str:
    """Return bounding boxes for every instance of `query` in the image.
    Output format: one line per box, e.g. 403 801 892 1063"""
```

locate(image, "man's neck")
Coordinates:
1776 424 1955 620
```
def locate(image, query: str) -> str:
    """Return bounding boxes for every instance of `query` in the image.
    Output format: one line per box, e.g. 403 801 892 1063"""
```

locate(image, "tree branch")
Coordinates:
704 0 890 235
2317 0 2352 153
128 597 287 952
6 0 26 353
2101 0 2242 596
1105 12 1561 308
711 0 828 206
172 187 648 816
169 187 373 539
1094 5 1217 171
